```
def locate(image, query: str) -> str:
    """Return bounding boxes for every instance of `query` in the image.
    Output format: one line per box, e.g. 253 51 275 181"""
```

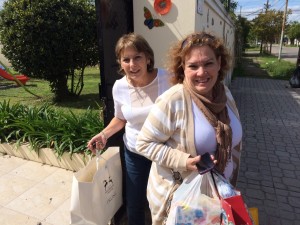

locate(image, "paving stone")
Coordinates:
231 72 300 225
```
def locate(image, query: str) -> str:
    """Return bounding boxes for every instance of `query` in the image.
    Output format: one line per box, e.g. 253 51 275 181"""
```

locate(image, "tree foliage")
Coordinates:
287 22 300 43
0 0 99 101
252 10 283 45
235 16 252 50
220 0 238 13
250 9 290 54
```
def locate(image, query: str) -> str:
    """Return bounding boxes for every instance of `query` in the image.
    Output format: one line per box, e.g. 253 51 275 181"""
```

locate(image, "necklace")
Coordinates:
128 85 148 106
127 79 148 106
135 86 147 106
126 71 157 106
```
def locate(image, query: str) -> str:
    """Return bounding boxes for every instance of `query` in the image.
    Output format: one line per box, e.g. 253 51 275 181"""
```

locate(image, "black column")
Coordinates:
95 0 133 223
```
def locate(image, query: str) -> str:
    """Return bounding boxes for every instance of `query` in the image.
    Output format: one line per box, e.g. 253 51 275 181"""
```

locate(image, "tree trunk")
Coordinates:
260 42 263 54
52 74 70 102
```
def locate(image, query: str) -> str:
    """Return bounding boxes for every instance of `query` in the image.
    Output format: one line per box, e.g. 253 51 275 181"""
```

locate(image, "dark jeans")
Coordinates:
124 146 152 225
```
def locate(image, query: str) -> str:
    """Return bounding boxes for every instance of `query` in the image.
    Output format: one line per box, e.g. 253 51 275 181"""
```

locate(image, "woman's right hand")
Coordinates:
87 117 125 155
87 131 108 155
186 154 217 171
186 155 201 171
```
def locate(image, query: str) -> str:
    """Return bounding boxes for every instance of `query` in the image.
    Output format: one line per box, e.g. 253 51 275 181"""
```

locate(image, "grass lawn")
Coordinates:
255 54 295 79
0 66 102 115
233 50 295 80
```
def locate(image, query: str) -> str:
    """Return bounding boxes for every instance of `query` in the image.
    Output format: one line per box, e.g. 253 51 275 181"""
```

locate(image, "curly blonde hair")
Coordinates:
166 32 231 84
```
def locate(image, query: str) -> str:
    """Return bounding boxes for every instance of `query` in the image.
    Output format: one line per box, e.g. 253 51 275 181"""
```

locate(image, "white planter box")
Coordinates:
0 142 94 171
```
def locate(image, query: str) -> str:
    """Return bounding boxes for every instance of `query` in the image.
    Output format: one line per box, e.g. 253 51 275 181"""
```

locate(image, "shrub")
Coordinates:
0 100 103 157
0 0 99 101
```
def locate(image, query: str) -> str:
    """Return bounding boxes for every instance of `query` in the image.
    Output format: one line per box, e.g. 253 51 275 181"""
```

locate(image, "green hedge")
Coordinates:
0 100 103 157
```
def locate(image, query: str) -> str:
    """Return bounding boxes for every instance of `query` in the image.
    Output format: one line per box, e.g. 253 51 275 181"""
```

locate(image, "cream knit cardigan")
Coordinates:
136 83 242 225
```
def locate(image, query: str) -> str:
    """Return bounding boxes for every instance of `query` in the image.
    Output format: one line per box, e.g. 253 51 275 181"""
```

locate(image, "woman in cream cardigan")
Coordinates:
136 31 242 225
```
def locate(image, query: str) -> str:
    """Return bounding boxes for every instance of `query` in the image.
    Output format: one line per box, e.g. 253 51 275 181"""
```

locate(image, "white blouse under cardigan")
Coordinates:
136 83 242 225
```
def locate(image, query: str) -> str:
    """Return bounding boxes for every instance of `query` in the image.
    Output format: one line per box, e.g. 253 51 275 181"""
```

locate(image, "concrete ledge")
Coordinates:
0 143 93 171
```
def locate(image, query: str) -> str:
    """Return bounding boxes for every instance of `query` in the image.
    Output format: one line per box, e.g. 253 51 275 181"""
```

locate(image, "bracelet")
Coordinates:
100 131 107 141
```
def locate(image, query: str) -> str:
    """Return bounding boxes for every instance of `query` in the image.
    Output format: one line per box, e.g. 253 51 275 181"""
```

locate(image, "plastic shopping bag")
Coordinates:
166 171 221 225
70 147 122 225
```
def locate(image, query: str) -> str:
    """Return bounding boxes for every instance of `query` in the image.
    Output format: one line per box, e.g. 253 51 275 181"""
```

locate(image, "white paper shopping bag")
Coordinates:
70 147 122 225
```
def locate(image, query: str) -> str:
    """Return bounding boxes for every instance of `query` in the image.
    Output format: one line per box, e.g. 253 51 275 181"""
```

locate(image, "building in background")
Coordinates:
133 0 235 84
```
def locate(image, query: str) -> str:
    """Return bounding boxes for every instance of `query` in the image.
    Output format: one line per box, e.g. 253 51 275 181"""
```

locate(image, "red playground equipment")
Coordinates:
0 68 30 85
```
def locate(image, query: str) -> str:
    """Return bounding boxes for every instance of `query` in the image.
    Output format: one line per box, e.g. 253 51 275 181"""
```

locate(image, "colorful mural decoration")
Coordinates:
144 7 164 29
154 0 172 15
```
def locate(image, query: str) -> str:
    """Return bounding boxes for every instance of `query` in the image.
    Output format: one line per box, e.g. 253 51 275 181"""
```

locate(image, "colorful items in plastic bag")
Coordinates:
213 172 238 198
174 198 221 225
166 171 221 225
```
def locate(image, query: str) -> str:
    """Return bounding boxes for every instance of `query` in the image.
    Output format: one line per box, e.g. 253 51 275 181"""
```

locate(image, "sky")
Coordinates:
0 0 4 9
236 0 300 22
0 0 299 22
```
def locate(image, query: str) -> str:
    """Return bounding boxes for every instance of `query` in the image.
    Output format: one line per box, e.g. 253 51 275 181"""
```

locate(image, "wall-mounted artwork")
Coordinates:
154 0 172 15
144 7 164 29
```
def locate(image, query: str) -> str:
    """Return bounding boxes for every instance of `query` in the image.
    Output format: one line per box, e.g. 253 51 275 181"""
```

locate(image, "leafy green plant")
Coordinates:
260 57 295 79
0 100 103 157
240 51 296 80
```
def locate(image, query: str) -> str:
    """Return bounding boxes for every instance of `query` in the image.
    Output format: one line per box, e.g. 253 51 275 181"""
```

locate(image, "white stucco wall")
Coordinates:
133 0 235 84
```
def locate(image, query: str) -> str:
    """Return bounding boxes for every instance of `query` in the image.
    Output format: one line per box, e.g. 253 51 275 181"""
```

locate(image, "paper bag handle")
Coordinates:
96 149 106 170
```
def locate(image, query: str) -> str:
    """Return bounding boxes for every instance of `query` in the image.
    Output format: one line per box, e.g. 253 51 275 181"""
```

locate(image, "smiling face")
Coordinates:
184 45 221 99
120 47 150 82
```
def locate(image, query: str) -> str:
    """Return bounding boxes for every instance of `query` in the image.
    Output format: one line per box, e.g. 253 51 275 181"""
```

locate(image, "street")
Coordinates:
270 44 299 64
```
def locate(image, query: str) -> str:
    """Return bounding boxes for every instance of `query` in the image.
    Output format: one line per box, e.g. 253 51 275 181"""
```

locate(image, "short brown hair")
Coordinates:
166 32 231 84
115 33 155 75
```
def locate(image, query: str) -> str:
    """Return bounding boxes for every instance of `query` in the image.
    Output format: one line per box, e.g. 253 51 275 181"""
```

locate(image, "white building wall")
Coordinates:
133 0 235 84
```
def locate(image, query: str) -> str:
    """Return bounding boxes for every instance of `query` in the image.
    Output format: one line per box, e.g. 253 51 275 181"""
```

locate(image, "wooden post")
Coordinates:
297 46 300 66
278 0 288 60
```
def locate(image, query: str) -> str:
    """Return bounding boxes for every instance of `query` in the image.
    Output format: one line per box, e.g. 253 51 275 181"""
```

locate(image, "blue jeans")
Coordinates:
124 146 152 225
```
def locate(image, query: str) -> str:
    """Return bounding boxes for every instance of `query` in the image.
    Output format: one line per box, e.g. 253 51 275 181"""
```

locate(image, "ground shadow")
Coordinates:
240 52 270 78
54 93 101 110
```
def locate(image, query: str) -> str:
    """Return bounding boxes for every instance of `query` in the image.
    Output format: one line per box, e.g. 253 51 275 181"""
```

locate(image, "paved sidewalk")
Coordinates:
0 154 73 225
231 77 300 225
